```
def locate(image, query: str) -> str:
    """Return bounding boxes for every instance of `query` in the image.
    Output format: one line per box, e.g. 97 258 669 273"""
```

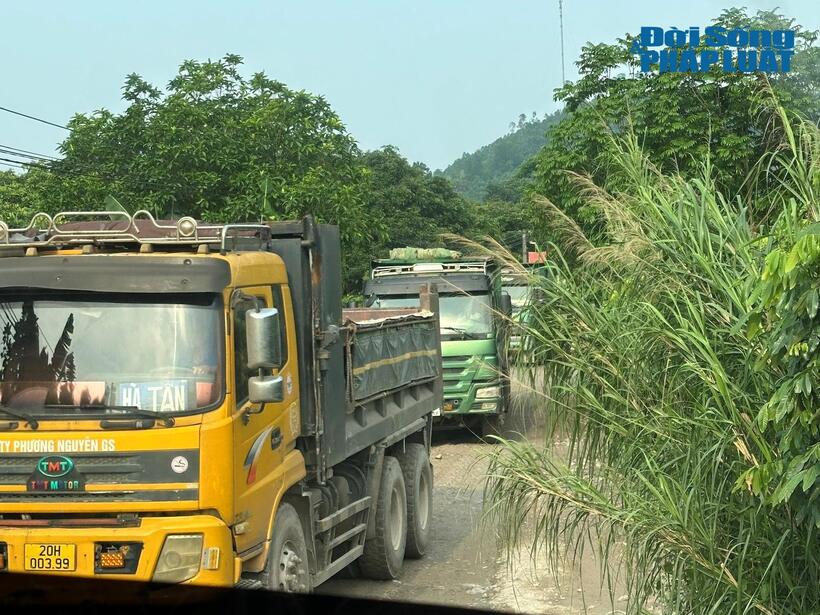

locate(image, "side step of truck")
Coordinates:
311 495 372 586
235 577 264 590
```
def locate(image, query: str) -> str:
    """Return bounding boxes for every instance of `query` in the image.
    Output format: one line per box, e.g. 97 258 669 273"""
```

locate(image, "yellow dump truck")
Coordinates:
0 211 442 591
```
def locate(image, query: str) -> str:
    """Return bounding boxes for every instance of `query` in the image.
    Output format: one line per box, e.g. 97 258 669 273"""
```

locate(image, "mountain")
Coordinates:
437 109 564 201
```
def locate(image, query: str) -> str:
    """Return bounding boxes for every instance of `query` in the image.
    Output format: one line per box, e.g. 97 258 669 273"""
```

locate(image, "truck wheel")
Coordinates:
359 456 407 579
265 503 312 593
481 413 505 439
396 443 433 558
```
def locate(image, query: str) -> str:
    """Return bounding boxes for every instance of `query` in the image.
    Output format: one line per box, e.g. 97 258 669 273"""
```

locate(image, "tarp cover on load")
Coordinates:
388 247 462 261
348 314 438 402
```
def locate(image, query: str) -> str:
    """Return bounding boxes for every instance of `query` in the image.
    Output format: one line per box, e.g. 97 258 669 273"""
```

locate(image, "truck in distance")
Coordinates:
0 211 442 591
363 248 511 435
500 263 545 363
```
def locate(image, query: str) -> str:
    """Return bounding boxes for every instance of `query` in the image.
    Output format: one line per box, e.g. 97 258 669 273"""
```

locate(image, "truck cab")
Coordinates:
364 252 510 434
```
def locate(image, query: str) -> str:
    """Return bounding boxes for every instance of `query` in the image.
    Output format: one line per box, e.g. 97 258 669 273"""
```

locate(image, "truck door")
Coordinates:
230 285 299 555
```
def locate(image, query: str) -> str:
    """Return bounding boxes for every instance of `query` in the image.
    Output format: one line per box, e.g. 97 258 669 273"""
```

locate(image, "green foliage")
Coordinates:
530 8 820 241
485 110 820 614
355 146 494 283
0 55 523 294
747 111 820 526
5 55 381 291
439 111 564 201
363 146 481 244
0 169 49 226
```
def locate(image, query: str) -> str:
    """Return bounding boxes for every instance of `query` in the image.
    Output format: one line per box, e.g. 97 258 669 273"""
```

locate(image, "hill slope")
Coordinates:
438 110 564 201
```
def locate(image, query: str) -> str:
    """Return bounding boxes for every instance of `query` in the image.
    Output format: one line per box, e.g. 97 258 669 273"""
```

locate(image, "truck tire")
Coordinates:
396 444 433 558
481 412 504 439
359 456 407 579
264 503 312 593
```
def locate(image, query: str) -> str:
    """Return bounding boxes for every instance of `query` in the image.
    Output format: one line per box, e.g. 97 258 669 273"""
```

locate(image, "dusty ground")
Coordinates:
320 375 628 613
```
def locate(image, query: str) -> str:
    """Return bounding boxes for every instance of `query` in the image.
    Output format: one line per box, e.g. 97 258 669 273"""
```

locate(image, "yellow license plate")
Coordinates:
23 543 77 572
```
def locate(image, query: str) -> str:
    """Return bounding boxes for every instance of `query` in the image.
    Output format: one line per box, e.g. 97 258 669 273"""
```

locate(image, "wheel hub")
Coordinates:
277 542 307 592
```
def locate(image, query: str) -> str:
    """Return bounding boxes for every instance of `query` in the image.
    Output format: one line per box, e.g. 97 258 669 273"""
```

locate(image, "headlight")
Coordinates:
475 386 500 399
153 534 203 583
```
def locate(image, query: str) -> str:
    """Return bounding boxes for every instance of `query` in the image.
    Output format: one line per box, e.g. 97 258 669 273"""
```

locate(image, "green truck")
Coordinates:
363 250 511 435
501 264 545 362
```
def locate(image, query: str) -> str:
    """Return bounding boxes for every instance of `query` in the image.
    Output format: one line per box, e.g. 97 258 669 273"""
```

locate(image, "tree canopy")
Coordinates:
61 56 373 237
4 54 387 290
529 8 820 240
350 145 497 283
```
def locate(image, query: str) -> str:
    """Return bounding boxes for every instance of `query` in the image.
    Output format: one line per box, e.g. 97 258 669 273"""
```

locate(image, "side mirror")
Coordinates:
246 307 282 370
500 292 513 317
249 374 284 404
245 307 285 407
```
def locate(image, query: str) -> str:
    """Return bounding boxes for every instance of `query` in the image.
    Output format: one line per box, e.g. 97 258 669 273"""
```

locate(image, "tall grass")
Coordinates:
484 111 820 614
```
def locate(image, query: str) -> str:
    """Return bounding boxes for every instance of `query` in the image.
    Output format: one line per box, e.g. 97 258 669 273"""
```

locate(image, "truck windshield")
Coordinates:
372 293 494 338
0 291 223 415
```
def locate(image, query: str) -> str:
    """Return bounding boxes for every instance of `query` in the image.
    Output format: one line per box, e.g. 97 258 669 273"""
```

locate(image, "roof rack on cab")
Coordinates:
0 210 271 255
372 260 491 278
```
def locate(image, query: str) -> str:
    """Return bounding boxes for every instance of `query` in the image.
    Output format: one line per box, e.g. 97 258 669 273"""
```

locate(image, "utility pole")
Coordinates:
522 231 528 264
558 0 566 84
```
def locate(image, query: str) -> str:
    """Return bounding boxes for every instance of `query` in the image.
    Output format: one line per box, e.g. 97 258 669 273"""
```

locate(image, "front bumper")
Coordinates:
0 514 235 587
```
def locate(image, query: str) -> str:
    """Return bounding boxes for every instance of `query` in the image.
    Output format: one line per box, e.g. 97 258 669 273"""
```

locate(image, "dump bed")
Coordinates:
262 218 442 481
334 309 440 462
343 310 438 402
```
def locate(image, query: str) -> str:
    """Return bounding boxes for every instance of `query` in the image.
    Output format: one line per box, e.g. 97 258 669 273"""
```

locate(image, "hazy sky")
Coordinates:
1 1 817 172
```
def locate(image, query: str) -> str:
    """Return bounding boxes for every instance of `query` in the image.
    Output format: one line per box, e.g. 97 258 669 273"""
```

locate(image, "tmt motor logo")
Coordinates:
37 455 74 478
28 455 84 491
633 27 795 73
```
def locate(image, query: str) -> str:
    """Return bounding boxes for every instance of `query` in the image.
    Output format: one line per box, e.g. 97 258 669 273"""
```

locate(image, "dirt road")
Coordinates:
320 387 627 613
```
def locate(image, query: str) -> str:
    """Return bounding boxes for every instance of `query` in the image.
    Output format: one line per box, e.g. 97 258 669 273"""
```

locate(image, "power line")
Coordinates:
0 105 69 131
0 155 149 187
0 160 27 170
0 143 58 161
0 156 46 168
0 151 55 165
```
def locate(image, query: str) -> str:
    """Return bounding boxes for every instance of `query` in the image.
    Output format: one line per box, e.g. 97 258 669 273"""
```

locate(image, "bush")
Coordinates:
484 108 820 614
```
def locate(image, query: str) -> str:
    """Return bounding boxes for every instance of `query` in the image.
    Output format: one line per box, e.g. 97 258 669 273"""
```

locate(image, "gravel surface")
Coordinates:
320 375 628 613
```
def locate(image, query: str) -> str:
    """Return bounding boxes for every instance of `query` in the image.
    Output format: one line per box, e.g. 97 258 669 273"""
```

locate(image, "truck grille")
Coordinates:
0 455 141 484
0 451 199 503
442 356 475 381
442 367 465 376
443 355 473 363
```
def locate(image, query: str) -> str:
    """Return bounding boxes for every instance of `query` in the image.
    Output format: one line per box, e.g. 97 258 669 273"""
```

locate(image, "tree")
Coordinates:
16 54 381 290
0 302 77 405
531 8 820 241
362 146 480 236
0 169 50 226
344 145 503 287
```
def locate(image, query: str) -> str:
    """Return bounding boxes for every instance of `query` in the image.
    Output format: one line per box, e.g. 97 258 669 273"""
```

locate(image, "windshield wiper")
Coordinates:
0 406 39 430
441 326 468 338
441 326 485 340
43 404 175 427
